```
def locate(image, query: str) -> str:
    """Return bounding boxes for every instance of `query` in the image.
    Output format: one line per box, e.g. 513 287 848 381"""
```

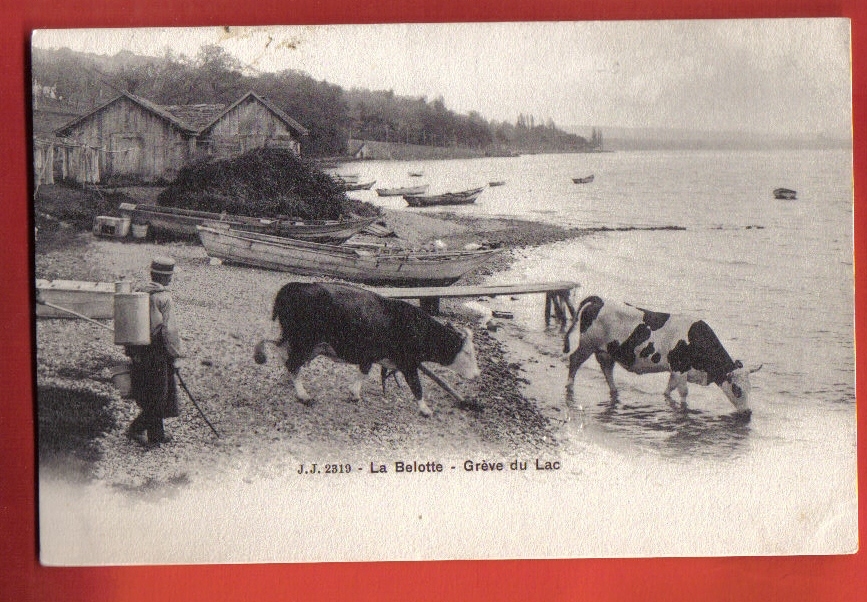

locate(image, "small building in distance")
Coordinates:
50 90 308 185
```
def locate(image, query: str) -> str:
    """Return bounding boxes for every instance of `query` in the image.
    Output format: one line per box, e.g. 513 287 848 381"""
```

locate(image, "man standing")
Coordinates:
126 257 183 445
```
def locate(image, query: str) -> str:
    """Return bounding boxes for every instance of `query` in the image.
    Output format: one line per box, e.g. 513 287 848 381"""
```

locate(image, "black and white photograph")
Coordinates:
32 21 855 565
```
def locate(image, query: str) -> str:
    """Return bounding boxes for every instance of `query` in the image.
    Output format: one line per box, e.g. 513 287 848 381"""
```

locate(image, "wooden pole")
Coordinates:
38 300 115 331
419 364 465 404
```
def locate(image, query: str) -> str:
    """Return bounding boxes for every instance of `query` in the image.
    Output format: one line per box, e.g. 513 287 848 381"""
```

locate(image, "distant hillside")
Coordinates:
565 125 851 151
31 46 591 157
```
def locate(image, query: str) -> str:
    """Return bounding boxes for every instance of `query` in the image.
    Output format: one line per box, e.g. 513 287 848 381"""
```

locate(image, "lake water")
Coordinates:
347 149 858 555
40 149 857 563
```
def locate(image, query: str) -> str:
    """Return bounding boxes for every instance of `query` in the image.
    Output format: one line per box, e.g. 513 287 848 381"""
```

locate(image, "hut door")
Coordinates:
109 133 143 177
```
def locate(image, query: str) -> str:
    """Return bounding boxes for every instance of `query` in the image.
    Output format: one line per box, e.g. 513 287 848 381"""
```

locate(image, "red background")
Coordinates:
2 1 864 600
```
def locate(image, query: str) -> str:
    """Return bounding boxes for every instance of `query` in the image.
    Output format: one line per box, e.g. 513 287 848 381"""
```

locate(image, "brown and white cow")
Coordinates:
254 282 480 416
563 295 761 415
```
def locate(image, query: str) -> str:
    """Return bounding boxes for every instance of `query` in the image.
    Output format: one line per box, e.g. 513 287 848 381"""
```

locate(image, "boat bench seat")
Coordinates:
370 281 580 325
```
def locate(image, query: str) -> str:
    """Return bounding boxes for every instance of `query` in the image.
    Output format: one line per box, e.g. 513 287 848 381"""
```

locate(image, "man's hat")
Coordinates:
150 256 176 275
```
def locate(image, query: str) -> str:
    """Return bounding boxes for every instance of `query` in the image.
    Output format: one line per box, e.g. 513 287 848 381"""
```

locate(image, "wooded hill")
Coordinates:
32 45 594 157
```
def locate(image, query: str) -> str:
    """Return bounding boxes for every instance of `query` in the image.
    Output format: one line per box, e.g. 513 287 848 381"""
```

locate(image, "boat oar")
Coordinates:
36 299 115 331
419 364 465 404
174 367 220 438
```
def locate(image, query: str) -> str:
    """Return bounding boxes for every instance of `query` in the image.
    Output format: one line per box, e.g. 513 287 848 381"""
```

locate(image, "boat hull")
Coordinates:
773 188 797 200
197 225 502 286
376 184 429 197
125 204 375 241
403 186 485 207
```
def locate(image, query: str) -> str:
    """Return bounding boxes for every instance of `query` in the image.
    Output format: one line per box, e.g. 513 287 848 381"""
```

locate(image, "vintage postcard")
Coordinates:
33 21 856 565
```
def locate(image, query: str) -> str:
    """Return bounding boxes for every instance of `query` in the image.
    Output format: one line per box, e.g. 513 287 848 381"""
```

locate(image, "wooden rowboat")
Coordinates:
35 279 115 319
773 188 797 200
376 184 429 197
572 175 595 184
403 186 486 208
120 203 375 242
196 223 503 286
342 180 376 191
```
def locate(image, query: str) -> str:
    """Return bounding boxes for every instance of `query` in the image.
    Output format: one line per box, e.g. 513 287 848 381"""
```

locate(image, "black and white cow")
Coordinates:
253 282 480 416
563 295 761 415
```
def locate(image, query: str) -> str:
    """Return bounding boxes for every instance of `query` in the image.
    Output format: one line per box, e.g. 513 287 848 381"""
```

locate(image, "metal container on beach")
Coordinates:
113 292 150 345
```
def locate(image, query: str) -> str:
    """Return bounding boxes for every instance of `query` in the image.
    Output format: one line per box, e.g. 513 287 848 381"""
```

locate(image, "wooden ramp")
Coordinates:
370 281 580 324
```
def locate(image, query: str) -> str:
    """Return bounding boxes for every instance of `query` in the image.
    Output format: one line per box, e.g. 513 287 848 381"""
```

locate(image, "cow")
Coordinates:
563 295 761 416
253 282 481 417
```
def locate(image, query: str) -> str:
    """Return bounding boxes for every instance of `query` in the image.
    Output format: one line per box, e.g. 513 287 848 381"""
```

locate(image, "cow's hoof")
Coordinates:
296 395 314 406
418 404 433 417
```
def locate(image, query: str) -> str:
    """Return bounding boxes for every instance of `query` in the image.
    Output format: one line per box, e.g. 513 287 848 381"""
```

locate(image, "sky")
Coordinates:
32 20 853 138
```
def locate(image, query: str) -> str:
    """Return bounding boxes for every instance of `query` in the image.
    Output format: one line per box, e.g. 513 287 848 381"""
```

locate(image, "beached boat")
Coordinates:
403 186 486 208
375 184 429 197
35 279 116 319
196 223 502 286
341 180 376 191
120 203 374 242
572 175 595 184
488 180 506 187
773 188 797 200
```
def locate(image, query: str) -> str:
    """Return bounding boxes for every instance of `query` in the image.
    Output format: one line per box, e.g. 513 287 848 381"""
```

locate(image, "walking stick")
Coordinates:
174 367 220 438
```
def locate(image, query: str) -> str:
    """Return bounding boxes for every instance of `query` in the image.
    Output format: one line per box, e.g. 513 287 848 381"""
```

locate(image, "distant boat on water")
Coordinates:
408 171 424 177
773 188 797 200
488 180 506 187
572 175 595 184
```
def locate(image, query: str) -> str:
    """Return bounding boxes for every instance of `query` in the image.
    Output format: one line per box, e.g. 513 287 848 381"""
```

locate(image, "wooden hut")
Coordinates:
53 91 308 184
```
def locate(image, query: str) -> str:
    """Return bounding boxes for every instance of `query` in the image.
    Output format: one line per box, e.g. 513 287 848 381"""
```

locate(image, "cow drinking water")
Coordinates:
254 282 480 416
563 295 761 415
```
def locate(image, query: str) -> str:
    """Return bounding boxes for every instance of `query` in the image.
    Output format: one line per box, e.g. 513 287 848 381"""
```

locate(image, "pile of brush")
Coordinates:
157 148 378 220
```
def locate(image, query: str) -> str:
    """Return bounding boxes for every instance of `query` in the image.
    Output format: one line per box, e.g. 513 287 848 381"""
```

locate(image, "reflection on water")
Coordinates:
565 388 752 460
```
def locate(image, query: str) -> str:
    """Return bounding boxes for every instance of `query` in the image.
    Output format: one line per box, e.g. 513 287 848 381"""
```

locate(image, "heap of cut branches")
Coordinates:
157 148 378 220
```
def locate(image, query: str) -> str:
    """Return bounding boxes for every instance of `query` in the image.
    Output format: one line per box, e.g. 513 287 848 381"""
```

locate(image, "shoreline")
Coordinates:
34 207 607 491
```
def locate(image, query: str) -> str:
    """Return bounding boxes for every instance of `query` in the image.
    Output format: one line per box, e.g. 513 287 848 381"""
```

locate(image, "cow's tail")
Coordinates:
561 297 596 359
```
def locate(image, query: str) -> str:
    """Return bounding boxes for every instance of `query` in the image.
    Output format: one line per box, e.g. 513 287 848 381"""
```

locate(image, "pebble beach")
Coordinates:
36 206 590 491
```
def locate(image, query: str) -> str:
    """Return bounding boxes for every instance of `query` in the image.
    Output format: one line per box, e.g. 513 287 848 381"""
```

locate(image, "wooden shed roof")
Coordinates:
54 90 308 138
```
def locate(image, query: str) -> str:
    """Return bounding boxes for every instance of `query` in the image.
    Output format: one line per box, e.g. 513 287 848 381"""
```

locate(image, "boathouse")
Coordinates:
51 91 308 184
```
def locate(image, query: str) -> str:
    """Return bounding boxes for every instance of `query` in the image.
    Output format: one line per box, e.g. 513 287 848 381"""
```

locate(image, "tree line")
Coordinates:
32 45 596 157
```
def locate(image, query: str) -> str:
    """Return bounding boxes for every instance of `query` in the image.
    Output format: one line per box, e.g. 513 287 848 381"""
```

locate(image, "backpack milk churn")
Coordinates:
113 287 150 345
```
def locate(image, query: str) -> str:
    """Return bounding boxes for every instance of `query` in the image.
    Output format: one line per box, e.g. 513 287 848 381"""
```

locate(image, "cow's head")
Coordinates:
718 361 762 415
446 326 481 380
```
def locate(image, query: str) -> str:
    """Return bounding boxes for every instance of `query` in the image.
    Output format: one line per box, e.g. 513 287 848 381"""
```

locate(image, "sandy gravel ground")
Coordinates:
35 209 586 491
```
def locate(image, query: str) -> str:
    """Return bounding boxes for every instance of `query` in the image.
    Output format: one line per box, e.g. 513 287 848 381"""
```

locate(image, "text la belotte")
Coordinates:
296 459 561 475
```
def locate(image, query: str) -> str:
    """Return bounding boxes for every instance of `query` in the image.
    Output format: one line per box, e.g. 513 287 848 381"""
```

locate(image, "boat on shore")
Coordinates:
35 279 115 319
572 175 595 184
196 223 502 286
773 188 797 200
120 203 375 242
403 186 486 208
341 180 376 191
375 184 429 197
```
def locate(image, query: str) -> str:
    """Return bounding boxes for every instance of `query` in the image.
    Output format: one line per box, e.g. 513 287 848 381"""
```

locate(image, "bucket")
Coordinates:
131 223 149 239
114 281 132 294
114 292 150 345
110 364 132 397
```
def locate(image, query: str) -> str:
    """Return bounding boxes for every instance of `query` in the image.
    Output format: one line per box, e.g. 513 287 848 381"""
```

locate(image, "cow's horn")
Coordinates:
748 363 764 374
